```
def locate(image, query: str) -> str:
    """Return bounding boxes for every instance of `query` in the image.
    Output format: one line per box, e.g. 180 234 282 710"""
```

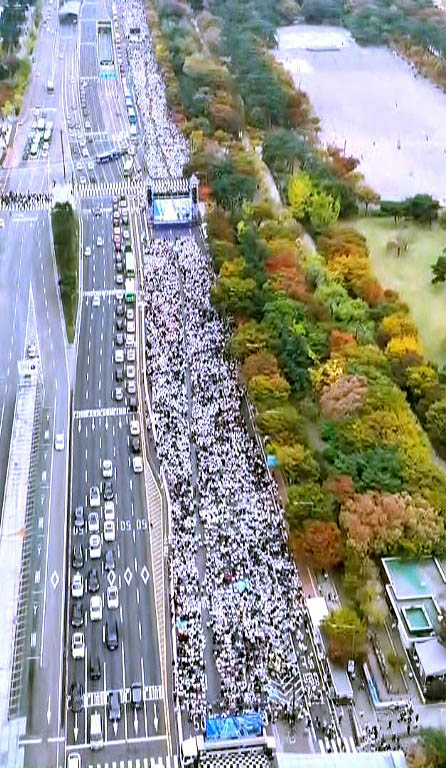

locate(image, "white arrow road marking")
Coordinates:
74 713 79 741
134 710 138 734
113 720 118 736
47 696 51 724
153 703 158 732
51 570 59 589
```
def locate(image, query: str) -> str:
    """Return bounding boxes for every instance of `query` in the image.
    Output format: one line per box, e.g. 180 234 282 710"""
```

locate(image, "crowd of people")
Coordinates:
0 190 51 210
144 237 306 726
118 0 189 179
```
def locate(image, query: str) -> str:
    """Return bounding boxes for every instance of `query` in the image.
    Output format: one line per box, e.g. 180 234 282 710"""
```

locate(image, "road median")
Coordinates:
51 202 79 344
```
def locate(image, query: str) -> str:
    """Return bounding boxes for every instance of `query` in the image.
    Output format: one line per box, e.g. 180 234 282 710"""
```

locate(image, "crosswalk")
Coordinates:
0 199 52 212
75 179 147 198
86 758 178 768
318 735 357 753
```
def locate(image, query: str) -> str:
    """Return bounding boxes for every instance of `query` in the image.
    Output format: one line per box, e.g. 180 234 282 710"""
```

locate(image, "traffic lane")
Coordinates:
114 422 164 737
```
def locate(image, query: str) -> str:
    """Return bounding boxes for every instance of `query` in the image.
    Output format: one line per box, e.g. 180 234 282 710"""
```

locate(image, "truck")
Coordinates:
89 711 103 750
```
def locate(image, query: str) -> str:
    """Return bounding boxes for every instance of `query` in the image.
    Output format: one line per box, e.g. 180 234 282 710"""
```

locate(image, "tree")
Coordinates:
256 405 305 444
263 129 307 174
404 194 439 226
357 184 380 213
230 319 268 360
248 372 291 408
419 728 446 767
271 442 319 482
320 374 368 420
426 399 446 458
242 351 279 381
321 606 367 664
288 172 313 220
293 520 343 569
308 189 341 233
431 253 446 284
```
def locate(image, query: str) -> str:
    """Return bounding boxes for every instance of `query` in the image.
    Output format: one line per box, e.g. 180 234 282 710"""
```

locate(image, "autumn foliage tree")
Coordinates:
320 374 368 420
293 520 343 569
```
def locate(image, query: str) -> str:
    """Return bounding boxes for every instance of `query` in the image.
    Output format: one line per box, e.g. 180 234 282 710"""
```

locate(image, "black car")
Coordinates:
104 548 116 571
115 262 123 273
115 366 124 381
88 568 100 593
94 208 101 217
74 505 84 529
131 682 143 710
108 690 121 721
70 682 84 713
71 602 83 628
115 303 125 317
89 655 101 681
130 437 141 454
105 619 119 651
116 317 125 331
103 480 114 500
115 332 124 347
128 395 137 412
72 543 84 569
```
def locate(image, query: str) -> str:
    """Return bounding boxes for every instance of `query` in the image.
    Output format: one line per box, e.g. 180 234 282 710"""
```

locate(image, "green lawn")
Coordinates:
356 216 446 367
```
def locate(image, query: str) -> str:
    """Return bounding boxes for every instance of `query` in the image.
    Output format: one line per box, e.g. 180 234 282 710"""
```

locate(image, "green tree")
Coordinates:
288 172 313 220
308 189 340 233
405 194 439 226
431 253 446 284
321 606 367 664
419 728 446 767
425 399 446 458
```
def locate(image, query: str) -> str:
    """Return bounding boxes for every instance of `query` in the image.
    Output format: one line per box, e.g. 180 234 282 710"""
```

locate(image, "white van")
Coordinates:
130 124 137 139
47 79 54 93
90 712 103 750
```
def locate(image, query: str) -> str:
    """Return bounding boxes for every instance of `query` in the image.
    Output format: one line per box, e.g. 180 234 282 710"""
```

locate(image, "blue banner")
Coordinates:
206 714 263 741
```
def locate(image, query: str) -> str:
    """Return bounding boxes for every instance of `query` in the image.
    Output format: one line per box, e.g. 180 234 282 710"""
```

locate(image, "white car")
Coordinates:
104 520 115 542
102 459 113 478
126 347 136 362
82 147 89 158
85 120 91 130
107 585 119 609
114 349 124 364
54 432 65 451
92 294 100 308
84 246 91 257
90 595 103 621
123 229 130 240
76 161 82 171
132 456 143 473
104 500 115 521
130 419 140 436
89 486 100 508
79 138 86 147
72 632 85 659
87 160 94 170
88 511 99 532
67 753 81 768
126 364 135 379
96 236 103 247
71 573 84 598
0 218 4 228
126 321 135 334
89 533 101 559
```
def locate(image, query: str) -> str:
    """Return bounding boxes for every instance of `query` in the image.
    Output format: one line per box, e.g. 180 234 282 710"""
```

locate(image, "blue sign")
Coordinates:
206 714 263 742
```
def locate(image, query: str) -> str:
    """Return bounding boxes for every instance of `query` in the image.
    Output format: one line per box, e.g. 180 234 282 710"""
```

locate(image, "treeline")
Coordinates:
149 0 446 628
0 0 40 114
51 202 78 343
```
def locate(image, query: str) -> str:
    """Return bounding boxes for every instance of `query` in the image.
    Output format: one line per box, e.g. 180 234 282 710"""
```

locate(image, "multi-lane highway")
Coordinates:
63 197 169 766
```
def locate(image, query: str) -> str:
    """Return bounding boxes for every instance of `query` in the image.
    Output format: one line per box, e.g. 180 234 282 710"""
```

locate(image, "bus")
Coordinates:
123 156 134 178
127 107 137 125
125 278 135 304
96 148 121 164
125 251 135 277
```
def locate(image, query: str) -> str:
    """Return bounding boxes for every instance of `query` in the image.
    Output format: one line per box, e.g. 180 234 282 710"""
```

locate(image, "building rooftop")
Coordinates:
414 637 446 679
